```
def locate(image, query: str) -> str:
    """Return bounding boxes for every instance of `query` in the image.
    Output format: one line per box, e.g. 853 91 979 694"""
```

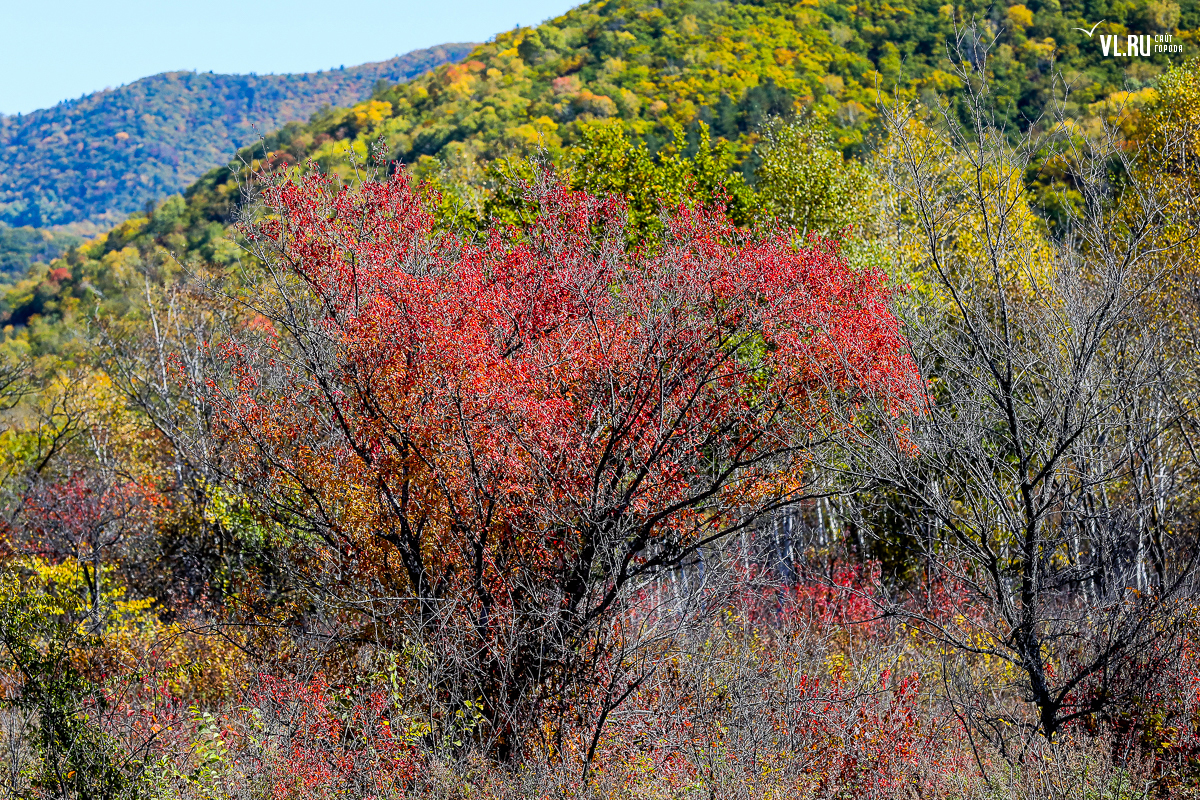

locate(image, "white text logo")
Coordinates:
1073 21 1183 56
1098 33 1181 56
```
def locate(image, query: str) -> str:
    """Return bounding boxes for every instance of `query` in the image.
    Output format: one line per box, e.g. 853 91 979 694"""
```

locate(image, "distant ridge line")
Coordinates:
0 43 477 230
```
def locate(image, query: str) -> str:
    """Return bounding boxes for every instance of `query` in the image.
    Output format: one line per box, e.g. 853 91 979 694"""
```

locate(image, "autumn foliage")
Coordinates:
5 51 1200 800
206 168 923 753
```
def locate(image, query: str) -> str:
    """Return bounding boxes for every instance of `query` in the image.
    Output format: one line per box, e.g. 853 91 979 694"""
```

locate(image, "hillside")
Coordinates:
273 0 1198 172
0 223 81 278
94 0 1200 233
7 0 1198 337
0 44 474 232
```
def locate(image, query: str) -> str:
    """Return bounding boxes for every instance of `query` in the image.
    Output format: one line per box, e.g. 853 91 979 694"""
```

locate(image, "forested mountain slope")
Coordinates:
0 44 474 232
7 0 1198 339
0 224 82 279
286 0 1198 171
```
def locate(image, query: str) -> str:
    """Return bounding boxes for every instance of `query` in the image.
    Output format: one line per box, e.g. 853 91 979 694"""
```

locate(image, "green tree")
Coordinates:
755 119 874 237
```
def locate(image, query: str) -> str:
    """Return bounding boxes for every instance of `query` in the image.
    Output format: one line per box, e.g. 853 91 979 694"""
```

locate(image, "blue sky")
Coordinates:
1 0 579 115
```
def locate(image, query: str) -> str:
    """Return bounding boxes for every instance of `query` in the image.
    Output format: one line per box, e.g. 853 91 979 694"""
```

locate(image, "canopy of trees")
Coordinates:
1 1 1200 796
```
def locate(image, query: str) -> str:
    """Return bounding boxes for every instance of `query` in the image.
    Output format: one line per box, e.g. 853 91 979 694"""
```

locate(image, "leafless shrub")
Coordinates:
848 33 1200 761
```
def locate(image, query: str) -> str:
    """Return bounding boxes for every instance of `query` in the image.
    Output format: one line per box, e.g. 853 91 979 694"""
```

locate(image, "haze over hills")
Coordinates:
0 43 474 234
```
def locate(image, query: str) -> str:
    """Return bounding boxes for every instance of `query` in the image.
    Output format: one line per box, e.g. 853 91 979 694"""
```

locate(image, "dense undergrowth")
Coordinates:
0 11 1199 800
5 555 1199 798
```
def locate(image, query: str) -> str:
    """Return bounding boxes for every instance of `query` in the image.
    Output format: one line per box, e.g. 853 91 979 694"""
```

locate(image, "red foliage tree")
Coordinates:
207 167 923 757
22 474 157 626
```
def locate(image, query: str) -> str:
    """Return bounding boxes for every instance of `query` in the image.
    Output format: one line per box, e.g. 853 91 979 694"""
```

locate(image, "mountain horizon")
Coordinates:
1 60 449 122
0 43 475 233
